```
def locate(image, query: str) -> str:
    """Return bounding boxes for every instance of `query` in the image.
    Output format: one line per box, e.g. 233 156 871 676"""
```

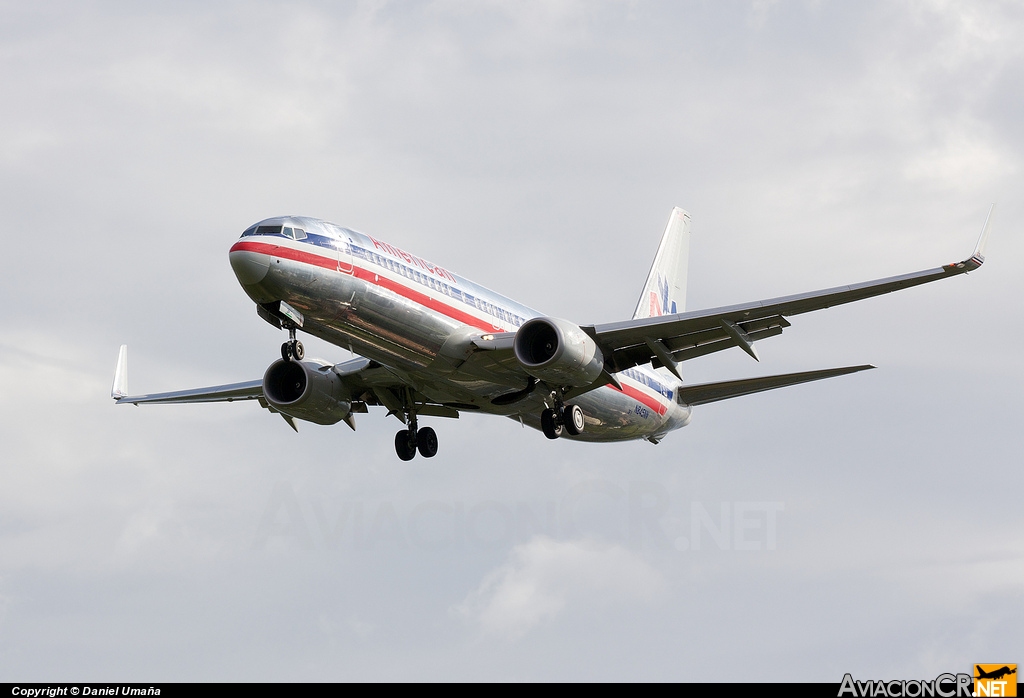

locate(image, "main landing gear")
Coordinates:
281 325 305 362
540 397 585 440
394 412 438 461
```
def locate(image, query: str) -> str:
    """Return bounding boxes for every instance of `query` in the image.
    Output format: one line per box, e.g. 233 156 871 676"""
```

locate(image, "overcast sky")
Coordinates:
1 0 1022 681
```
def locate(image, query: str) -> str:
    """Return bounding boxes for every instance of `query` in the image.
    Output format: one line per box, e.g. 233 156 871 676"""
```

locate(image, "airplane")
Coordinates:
975 666 1016 681
111 205 994 460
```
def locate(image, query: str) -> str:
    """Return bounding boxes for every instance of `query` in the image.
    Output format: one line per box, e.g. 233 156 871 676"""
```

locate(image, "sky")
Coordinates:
1 0 1022 682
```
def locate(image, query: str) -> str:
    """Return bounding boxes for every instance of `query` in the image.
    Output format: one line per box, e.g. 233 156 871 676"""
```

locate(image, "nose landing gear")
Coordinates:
280 325 305 362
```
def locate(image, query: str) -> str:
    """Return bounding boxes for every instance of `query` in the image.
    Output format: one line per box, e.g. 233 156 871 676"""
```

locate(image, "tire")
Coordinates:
541 408 562 440
417 426 438 458
293 341 305 360
563 403 585 436
395 430 417 461
281 342 292 361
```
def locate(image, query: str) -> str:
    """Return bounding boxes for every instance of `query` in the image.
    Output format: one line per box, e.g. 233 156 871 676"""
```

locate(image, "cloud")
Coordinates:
455 536 666 640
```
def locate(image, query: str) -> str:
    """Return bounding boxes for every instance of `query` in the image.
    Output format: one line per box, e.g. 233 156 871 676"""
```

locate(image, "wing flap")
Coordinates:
677 365 874 406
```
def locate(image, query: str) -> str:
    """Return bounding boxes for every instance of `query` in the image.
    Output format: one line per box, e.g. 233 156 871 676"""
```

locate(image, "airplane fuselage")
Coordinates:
228 216 692 443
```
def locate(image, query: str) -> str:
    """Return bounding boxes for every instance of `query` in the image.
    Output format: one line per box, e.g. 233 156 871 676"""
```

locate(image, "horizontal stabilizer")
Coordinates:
677 365 874 406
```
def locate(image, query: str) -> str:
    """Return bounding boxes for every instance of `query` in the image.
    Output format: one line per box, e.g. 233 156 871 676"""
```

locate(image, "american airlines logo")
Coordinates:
648 273 677 317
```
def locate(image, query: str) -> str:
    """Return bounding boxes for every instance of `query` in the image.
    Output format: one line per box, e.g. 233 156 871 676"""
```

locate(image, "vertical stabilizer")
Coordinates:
632 207 691 319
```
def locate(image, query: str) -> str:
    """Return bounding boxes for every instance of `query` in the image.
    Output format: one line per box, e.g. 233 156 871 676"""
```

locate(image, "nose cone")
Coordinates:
229 243 270 285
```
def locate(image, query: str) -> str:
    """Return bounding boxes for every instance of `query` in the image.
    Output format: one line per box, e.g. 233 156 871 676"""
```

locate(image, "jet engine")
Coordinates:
262 359 352 425
513 317 605 387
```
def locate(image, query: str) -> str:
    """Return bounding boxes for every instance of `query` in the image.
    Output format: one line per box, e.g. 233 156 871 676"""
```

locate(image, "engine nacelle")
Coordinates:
262 359 351 425
513 317 605 387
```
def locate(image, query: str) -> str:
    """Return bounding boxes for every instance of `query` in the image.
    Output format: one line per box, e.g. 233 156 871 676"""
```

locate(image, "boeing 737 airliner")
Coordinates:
112 206 993 460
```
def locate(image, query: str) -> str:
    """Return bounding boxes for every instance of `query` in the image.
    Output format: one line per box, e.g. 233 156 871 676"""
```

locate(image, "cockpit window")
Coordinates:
292 228 307 240
256 225 282 235
241 225 258 237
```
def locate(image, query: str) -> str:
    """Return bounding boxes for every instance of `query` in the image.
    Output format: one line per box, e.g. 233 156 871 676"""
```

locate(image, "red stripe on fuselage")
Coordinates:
230 239 502 332
612 381 668 416
230 239 671 418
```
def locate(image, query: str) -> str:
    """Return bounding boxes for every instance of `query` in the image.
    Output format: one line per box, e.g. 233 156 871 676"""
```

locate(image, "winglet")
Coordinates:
111 344 128 400
965 204 995 271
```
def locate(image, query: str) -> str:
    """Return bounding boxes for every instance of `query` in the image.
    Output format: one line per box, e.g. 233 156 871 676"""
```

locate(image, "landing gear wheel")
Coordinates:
395 430 417 461
541 408 563 440
563 403 585 436
280 340 305 362
417 427 438 458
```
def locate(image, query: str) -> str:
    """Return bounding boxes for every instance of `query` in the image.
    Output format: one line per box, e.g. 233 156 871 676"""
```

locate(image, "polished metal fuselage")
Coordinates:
229 216 692 442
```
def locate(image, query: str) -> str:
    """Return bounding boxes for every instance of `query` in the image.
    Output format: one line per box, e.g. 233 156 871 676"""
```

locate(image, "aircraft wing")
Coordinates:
584 206 993 376
111 348 463 428
675 365 874 406
111 343 267 405
114 380 264 405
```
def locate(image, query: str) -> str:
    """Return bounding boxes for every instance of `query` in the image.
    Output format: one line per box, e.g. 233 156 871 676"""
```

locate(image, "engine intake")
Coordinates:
513 317 604 387
263 359 351 425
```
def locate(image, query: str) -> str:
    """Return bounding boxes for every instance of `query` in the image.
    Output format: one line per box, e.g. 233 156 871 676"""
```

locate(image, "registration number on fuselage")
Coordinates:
634 404 650 419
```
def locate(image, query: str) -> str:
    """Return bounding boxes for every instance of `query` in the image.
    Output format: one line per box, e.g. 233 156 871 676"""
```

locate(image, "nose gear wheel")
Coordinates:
281 340 304 361
280 325 304 362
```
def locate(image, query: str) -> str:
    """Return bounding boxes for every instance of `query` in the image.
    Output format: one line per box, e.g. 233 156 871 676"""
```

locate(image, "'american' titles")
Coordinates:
368 236 457 283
